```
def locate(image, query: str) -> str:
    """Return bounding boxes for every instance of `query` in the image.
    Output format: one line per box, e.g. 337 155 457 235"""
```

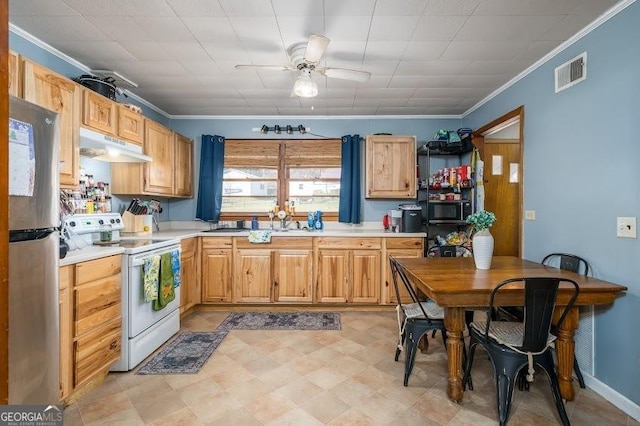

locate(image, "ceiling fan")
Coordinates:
235 34 371 98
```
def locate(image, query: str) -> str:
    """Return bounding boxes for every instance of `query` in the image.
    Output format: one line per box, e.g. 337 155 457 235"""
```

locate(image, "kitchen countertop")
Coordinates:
60 246 126 267
59 226 427 266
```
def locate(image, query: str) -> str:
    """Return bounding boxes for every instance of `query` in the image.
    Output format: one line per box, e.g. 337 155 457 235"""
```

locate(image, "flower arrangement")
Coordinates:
466 210 496 235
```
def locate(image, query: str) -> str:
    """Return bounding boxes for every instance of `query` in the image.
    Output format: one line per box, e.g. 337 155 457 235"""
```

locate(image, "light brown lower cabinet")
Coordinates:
316 238 382 304
233 238 313 303
197 235 422 306
179 237 200 313
60 255 122 402
383 238 424 304
201 237 233 302
59 265 73 401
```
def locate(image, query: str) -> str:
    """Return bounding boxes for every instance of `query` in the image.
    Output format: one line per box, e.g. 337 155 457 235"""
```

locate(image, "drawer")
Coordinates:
74 274 121 336
385 237 424 250
74 318 121 387
76 255 121 285
316 237 381 250
201 237 233 249
235 237 312 249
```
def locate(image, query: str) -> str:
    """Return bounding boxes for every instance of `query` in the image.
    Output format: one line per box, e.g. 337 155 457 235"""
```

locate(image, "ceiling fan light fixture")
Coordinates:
293 69 318 98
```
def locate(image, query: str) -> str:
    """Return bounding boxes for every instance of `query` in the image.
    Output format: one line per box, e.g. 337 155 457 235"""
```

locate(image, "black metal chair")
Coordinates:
463 277 579 426
389 256 447 386
542 253 589 389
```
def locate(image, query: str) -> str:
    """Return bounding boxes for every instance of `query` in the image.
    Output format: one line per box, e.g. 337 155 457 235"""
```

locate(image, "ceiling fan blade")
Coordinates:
235 64 293 71
320 67 371 83
304 34 330 63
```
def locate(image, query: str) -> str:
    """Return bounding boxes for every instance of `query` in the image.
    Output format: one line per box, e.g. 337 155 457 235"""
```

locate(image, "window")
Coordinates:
222 139 341 219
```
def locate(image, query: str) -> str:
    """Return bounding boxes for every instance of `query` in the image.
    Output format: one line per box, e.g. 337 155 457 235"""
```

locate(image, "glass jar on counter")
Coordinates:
104 196 112 213
99 224 113 242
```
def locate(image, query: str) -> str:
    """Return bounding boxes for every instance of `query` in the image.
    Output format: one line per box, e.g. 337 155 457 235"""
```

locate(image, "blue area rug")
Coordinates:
136 330 227 375
217 312 341 331
136 312 341 374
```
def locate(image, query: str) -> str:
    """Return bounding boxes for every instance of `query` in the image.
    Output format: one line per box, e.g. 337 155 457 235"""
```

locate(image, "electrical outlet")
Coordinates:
616 217 637 238
524 210 536 220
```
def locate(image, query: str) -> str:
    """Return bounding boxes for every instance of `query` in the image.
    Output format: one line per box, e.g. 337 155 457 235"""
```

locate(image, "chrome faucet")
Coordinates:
279 216 300 231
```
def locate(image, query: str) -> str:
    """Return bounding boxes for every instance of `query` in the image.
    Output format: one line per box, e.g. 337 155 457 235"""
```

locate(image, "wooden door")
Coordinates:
316 249 349 303
174 133 193 197
201 248 232 303
483 141 521 256
233 249 272 303
22 59 80 188
350 250 380 303
144 120 174 195
273 250 312 303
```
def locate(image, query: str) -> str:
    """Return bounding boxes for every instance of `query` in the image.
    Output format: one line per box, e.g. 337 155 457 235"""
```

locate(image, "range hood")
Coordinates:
79 127 152 163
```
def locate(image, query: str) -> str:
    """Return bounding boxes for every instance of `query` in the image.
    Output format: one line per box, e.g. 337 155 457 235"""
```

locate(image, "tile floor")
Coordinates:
64 310 637 425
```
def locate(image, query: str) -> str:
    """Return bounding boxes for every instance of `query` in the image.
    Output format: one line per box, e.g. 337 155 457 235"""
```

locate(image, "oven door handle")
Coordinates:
130 247 182 267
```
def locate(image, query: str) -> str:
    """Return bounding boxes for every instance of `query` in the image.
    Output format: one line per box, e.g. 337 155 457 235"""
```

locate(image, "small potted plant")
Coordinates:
466 210 496 269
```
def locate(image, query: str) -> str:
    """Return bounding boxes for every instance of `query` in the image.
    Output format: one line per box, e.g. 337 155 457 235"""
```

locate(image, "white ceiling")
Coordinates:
9 0 621 117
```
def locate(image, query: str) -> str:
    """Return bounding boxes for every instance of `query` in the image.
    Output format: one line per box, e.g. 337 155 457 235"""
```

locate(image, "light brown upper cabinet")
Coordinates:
111 119 193 198
174 132 193 197
80 88 144 146
365 135 416 199
117 105 144 146
9 50 20 97
81 89 117 135
22 58 80 188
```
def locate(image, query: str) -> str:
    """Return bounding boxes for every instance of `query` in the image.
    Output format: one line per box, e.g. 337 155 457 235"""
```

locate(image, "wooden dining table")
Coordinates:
396 256 627 403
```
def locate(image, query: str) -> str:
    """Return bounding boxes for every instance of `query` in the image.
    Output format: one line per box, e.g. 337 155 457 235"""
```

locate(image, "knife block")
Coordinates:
122 212 152 235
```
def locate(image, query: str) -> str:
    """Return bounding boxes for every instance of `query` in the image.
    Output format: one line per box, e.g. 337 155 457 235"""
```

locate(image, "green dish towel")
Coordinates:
153 253 175 311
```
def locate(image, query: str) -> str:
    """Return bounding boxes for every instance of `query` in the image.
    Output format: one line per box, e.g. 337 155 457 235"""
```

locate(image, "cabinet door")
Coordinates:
350 250 381 303
365 135 416 199
273 250 312 303
316 249 349 303
9 50 20 97
117 105 144 146
144 120 174 195
201 248 232 302
81 89 116 135
174 133 193 197
22 59 79 188
233 249 272 303
180 238 199 312
384 249 422 304
73 318 121 387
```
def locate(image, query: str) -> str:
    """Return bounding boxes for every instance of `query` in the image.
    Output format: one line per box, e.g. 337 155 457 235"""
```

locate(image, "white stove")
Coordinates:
62 213 181 371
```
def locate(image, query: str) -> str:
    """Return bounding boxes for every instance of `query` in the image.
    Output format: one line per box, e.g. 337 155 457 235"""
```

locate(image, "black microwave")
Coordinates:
427 200 472 224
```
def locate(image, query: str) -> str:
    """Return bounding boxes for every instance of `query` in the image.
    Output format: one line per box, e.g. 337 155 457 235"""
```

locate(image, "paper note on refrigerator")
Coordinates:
8 118 36 196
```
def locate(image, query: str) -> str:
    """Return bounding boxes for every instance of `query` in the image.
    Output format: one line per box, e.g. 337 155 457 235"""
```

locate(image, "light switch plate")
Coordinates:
616 217 636 238
524 210 536 220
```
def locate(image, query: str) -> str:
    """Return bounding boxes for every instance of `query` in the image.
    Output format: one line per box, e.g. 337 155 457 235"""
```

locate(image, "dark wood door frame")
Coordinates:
473 105 525 258
2 0 11 404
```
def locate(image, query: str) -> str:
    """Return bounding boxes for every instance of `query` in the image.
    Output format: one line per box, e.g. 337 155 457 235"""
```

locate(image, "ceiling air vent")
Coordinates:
555 52 587 93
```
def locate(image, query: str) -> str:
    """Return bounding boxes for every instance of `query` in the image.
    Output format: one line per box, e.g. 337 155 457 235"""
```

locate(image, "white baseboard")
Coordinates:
583 373 640 421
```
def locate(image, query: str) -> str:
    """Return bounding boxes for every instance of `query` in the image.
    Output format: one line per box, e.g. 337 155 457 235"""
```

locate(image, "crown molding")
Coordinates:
462 0 637 117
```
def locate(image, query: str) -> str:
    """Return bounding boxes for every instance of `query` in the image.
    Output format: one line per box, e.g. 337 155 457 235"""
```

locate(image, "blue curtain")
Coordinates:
338 134 361 224
196 135 225 222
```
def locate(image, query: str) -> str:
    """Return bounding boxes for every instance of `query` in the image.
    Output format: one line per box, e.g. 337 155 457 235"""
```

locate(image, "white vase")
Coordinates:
472 229 494 269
